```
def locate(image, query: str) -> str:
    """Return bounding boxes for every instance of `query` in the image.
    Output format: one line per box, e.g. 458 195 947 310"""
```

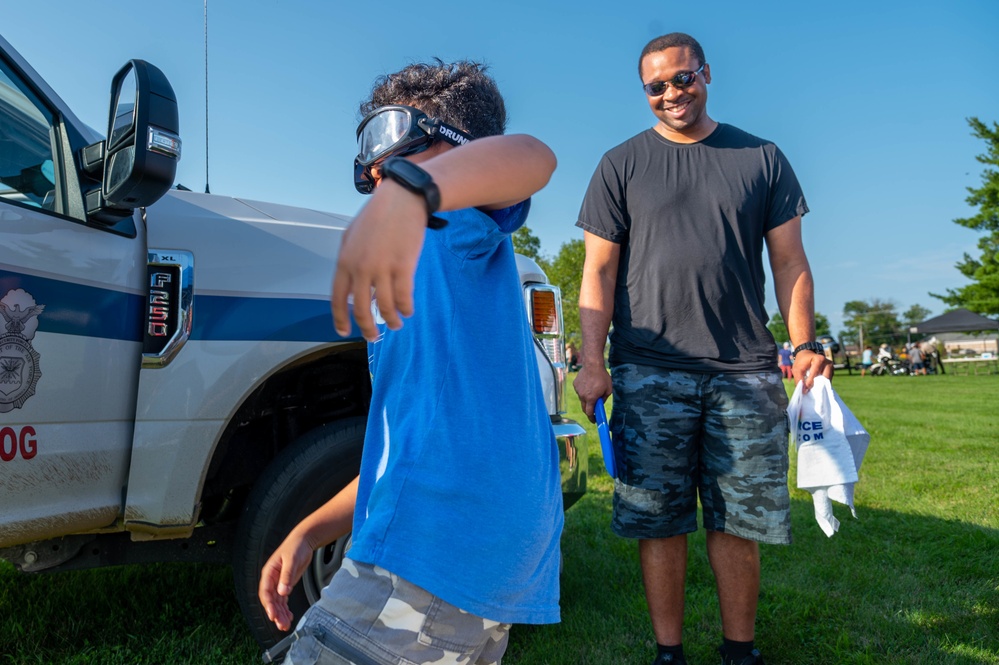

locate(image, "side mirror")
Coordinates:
104 59 181 207
84 60 181 222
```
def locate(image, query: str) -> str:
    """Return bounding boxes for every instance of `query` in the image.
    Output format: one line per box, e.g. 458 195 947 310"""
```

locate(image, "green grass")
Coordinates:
2 374 998 664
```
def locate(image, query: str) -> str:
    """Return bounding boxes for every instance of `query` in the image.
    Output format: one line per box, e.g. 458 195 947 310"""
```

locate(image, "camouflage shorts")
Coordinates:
282 558 511 665
610 364 791 545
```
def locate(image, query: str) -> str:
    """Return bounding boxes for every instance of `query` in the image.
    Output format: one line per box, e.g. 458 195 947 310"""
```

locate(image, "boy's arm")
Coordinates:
331 135 556 341
258 476 359 631
424 134 557 211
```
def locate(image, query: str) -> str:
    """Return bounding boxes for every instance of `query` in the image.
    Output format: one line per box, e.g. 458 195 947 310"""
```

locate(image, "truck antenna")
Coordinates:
204 0 211 194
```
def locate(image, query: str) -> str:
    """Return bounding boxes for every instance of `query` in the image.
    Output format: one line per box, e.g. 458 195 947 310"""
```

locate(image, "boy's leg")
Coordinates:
283 558 511 665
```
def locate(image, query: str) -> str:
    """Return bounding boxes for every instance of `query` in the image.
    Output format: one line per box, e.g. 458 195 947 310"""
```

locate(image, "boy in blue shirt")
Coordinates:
258 60 561 665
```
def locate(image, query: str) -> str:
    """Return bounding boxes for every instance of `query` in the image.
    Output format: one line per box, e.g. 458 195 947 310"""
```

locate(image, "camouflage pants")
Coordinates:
282 558 511 665
610 364 792 545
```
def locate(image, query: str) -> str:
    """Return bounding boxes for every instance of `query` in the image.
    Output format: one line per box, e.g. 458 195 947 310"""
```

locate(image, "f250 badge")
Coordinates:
0 289 43 413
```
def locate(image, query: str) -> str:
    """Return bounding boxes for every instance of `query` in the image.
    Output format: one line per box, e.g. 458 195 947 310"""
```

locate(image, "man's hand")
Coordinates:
331 181 428 341
792 350 834 393
573 363 613 423
258 531 316 632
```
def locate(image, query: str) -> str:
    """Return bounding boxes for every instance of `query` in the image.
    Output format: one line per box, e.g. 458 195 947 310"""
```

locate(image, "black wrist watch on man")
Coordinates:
380 157 447 229
792 341 825 359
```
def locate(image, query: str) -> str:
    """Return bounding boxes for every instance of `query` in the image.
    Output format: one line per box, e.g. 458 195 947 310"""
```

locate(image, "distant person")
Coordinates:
778 341 794 379
573 31 832 665
909 344 926 375
861 345 873 376
259 60 561 665
877 343 893 362
920 339 940 374
566 342 581 371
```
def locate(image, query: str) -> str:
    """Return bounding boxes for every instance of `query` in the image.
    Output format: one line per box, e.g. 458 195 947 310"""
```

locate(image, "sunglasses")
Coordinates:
353 105 473 194
642 64 705 97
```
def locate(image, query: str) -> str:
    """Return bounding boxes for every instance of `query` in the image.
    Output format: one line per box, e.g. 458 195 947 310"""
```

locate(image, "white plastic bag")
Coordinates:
786 376 870 536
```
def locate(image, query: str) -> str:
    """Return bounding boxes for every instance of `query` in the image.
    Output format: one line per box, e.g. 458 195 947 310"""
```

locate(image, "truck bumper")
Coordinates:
554 419 587 511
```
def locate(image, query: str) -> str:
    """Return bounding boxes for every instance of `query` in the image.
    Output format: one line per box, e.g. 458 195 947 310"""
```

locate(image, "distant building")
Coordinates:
932 332 998 356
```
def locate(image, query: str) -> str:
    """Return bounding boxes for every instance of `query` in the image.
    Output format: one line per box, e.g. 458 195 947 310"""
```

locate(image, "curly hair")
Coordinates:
359 59 506 139
638 33 706 78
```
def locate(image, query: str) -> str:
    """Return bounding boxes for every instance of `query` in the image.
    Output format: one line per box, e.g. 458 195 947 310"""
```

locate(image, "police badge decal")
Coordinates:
0 289 44 413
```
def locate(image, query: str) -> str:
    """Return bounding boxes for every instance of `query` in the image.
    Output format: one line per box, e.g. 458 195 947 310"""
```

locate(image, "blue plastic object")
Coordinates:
595 397 615 478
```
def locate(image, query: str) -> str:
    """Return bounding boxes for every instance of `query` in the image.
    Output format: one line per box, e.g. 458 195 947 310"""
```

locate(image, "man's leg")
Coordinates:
639 535 688 645
699 372 791 662
706 531 759 641
610 364 702 664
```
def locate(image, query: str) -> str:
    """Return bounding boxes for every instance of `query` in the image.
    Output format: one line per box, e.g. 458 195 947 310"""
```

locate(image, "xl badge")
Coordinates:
0 289 43 413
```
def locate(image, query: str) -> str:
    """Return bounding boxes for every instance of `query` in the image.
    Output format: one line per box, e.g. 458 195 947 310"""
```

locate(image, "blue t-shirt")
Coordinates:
778 347 793 367
348 201 563 625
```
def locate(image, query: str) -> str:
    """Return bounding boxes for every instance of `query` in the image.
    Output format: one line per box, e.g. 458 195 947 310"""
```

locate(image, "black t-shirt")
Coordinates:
576 124 808 372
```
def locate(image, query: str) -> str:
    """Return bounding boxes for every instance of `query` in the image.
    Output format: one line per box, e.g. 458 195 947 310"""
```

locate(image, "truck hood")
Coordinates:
146 191 546 298
145 189 351 299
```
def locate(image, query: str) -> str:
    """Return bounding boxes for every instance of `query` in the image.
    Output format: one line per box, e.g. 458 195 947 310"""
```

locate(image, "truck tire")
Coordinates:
233 418 365 647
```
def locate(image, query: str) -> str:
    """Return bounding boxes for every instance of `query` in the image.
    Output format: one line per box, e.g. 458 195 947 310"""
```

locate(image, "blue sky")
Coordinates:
4 0 997 335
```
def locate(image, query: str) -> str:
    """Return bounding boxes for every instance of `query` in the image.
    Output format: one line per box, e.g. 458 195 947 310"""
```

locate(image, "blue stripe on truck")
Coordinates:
0 269 144 341
0 269 360 343
190 294 354 342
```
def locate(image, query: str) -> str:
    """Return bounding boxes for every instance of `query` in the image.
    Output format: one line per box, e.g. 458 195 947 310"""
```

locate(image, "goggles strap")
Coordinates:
420 117 474 148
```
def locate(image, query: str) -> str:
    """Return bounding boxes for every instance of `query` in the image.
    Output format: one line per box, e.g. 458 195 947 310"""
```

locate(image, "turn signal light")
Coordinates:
531 289 559 335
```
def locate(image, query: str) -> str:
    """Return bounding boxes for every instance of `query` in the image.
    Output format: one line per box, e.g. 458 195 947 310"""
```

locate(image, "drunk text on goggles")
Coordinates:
353 105 473 195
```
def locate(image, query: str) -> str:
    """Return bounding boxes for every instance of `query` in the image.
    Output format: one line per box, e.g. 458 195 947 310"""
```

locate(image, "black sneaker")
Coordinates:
719 647 764 665
652 652 688 665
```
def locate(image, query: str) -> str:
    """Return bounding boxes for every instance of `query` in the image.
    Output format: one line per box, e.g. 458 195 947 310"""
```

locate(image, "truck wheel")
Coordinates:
232 418 365 647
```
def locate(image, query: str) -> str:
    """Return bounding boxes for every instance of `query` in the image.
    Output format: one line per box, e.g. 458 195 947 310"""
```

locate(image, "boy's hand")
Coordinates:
331 181 428 341
258 531 315 632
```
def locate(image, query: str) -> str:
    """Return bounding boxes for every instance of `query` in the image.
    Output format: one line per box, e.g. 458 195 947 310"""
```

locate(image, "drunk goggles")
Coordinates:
354 105 474 194
642 63 705 97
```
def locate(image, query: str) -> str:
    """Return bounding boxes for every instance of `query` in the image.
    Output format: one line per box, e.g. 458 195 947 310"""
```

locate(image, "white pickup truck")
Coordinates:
0 33 586 647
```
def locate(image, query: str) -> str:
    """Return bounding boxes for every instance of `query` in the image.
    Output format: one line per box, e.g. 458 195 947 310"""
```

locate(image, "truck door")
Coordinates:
0 53 144 546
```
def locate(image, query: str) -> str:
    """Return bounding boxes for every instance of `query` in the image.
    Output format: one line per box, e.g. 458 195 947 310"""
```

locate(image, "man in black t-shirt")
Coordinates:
573 33 832 665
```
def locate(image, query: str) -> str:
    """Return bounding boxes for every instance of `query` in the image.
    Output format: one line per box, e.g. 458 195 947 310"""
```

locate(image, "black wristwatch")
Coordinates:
792 341 825 359
381 157 447 229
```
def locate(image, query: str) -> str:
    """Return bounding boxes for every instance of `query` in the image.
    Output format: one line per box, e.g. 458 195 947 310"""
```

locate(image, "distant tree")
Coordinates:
841 298 903 348
768 311 830 344
816 312 831 338
512 226 549 270
932 117 999 316
903 304 932 329
767 312 788 344
545 239 585 347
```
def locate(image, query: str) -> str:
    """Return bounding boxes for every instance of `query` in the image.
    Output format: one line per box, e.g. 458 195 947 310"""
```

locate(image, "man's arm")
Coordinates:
572 231 620 421
765 216 833 391
331 135 557 341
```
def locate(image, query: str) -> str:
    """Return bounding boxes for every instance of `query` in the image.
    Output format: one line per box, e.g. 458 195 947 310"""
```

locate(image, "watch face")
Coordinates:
387 158 431 188
382 157 441 215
